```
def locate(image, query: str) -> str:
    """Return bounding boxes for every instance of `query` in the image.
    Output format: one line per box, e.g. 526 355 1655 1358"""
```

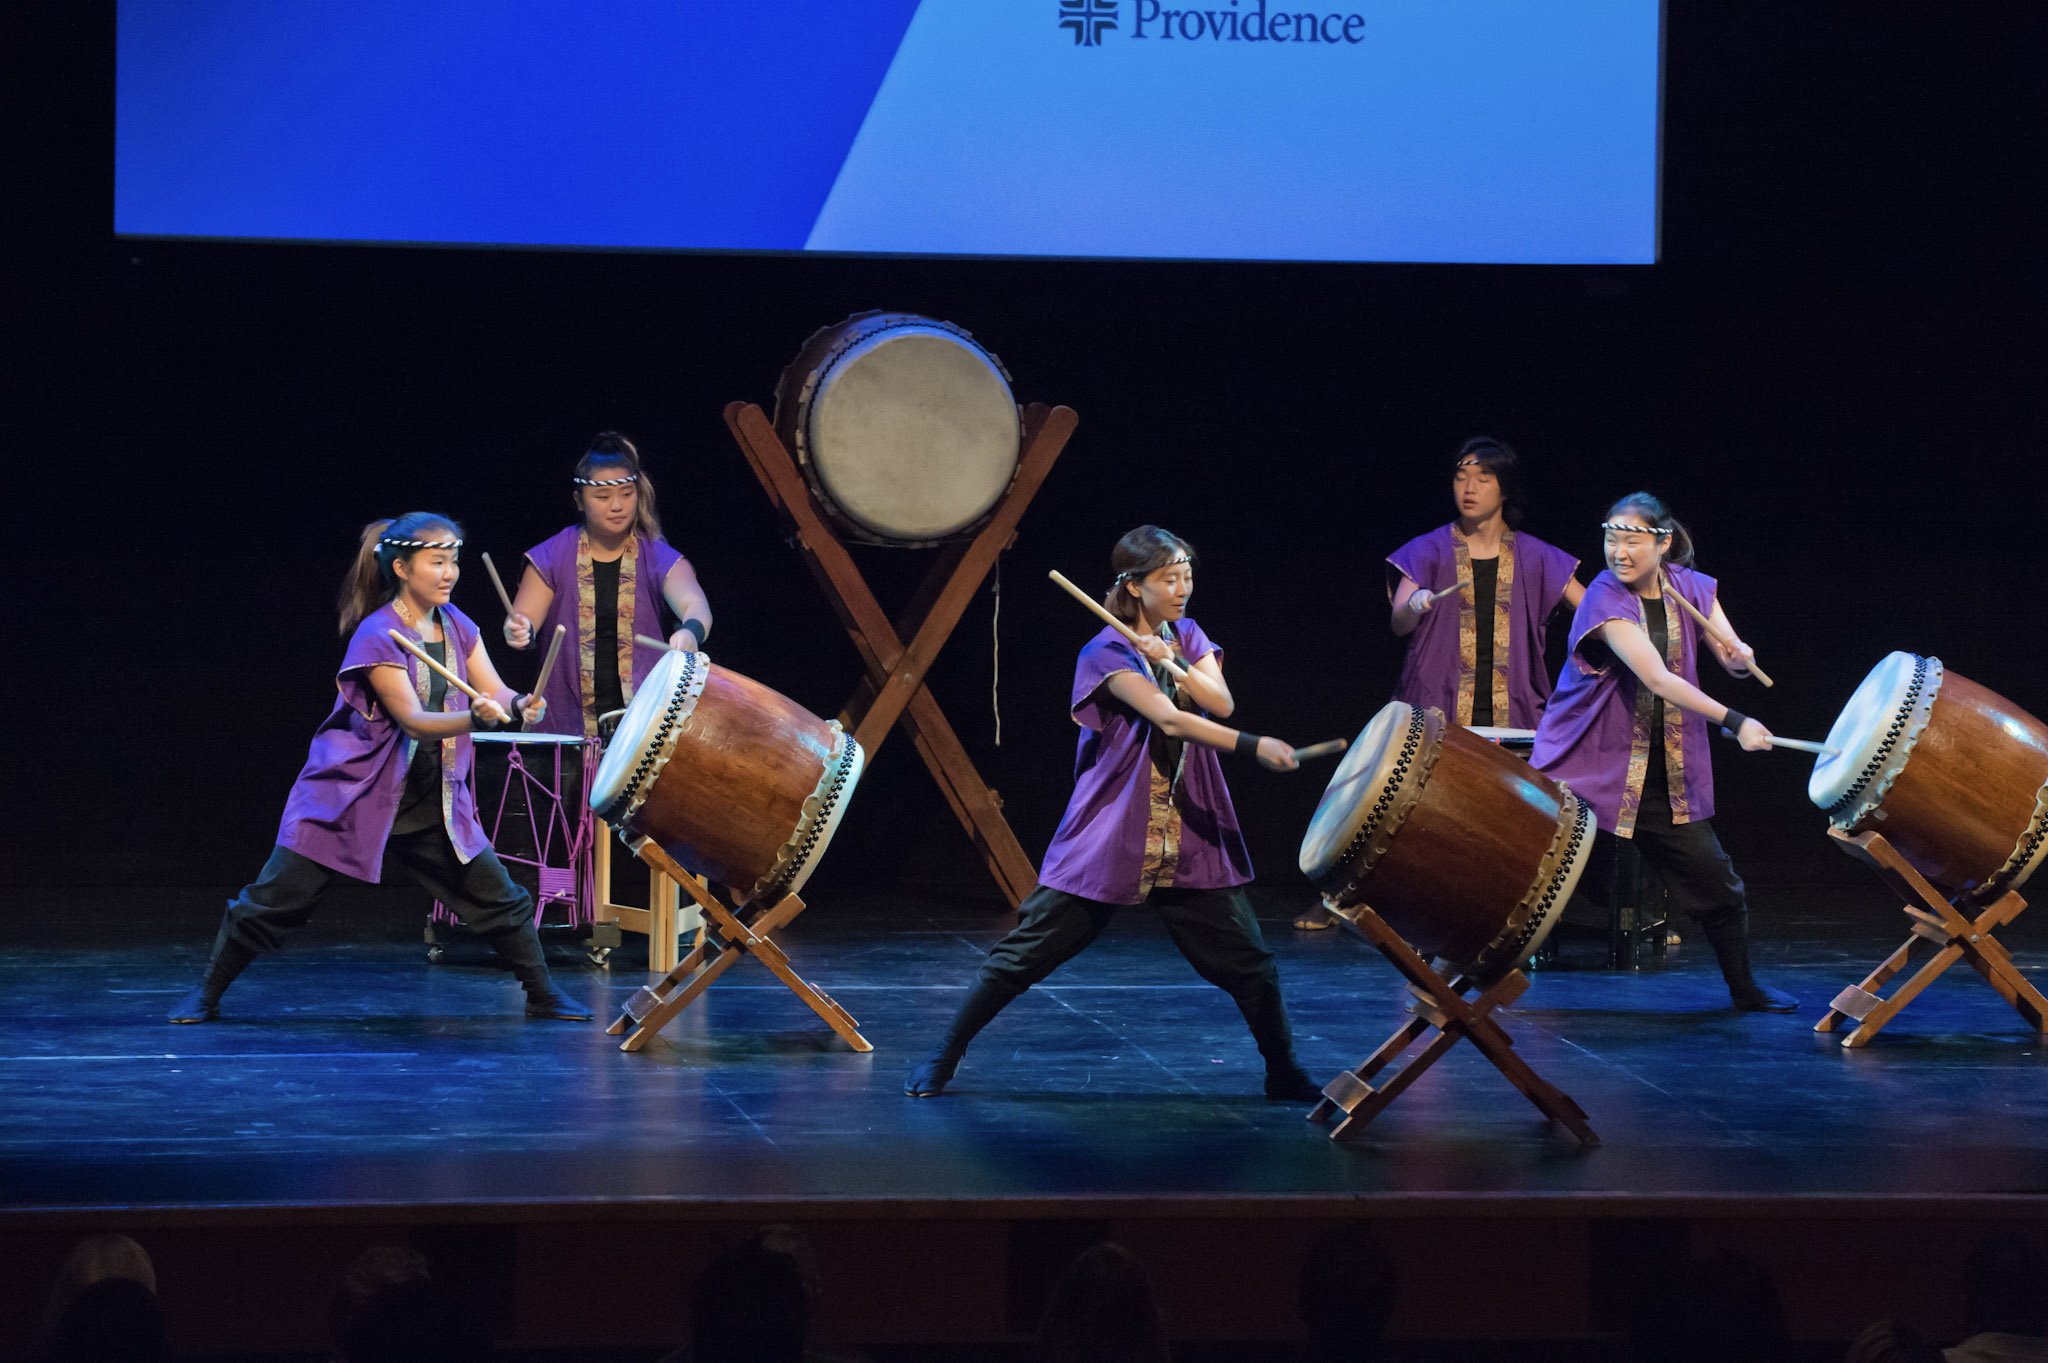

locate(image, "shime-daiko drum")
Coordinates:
1808 651 2048 902
774 311 1021 545
1300 702 1595 980
588 650 865 906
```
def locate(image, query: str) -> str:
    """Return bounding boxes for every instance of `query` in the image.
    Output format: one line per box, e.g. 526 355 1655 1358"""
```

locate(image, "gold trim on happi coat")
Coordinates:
391 600 464 844
1135 622 1190 897
1614 585 1693 838
575 530 639 740
1450 527 1516 724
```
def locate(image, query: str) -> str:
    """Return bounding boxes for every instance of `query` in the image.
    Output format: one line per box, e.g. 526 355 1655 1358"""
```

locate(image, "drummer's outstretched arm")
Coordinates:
1104 672 1297 770
369 664 509 738
1600 621 1771 751
661 560 712 651
465 641 545 727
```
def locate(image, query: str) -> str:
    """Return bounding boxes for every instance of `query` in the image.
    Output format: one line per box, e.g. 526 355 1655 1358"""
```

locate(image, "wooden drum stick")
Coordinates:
387 629 489 703
1762 736 1840 757
634 633 674 652
1661 572 1775 688
532 624 567 700
1047 570 1189 680
481 552 518 619
1289 739 1349 763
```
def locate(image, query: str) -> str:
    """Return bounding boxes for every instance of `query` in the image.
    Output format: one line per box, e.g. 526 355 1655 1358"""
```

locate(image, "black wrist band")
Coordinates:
1720 707 1749 735
1234 731 1263 758
507 695 528 733
679 617 708 650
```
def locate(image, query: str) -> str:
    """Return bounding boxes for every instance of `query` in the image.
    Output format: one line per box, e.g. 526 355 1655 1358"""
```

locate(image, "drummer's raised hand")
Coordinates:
516 692 547 728
1132 633 1176 668
504 611 534 650
1409 588 1439 616
470 695 512 729
1257 737 1299 772
1717 638 1758 678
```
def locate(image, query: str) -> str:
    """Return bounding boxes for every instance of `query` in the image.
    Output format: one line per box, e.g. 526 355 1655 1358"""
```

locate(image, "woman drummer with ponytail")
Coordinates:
905 526 1324 1102
168 513 590 1024
504 432 712 737
1531 491 1798 1013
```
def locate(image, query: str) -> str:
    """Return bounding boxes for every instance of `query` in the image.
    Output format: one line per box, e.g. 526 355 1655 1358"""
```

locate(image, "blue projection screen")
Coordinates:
115 1 1661 264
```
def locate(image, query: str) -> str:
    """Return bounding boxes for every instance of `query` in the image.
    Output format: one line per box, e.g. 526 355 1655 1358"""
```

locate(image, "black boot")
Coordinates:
905 972 1019 1097
1697 909 1799 1012
1234 974 1323 1101
168 929 258 1023
492 923 592 1020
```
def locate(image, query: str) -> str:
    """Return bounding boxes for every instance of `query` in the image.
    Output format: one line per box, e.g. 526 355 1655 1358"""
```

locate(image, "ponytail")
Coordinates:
575 431 666 544
335 512 465 637
1605 491 1695 568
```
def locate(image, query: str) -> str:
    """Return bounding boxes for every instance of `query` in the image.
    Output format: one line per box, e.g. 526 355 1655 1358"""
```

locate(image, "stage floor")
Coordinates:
3 881 2042 1217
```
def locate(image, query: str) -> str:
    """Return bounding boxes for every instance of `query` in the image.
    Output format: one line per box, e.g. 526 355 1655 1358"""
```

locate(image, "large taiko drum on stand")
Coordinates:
1808 652 2048 902
773 311 1022 545
1299 702 1596 980
588 650 865 906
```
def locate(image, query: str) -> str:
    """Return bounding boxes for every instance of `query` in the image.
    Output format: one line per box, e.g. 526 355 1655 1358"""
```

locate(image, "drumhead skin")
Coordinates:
1809 651 1937 819
470 731 588 745
587 648 700 818
1299 705 1414 882
780 313 1021 544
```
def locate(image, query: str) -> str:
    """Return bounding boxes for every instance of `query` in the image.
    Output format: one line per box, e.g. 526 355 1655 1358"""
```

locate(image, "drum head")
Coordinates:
804 323 1019 543
1809 651 1931 813
1299 703 1417 881
587 649 695 816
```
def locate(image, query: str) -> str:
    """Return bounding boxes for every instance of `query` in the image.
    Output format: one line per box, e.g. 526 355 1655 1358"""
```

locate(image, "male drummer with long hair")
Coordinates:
905 526 1325 1101
1531 492 1798 1012
1300 435 1584 930
168 513 591 1024
503 432 713 738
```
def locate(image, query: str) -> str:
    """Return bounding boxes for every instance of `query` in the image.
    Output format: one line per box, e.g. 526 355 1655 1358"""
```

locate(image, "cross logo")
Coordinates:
1058 0 1118 47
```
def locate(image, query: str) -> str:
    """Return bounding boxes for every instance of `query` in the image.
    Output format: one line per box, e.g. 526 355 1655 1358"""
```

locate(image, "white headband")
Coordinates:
381 536 463 550
574 474 637 487
1599 522 1670 537
1115 553 1193 584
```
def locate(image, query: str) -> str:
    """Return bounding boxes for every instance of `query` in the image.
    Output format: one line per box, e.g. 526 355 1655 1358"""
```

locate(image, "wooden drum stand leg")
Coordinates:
1815 827 2048 1048
723 400 1077 909
606 843 872 1055
1309 906 1599 1147
593 819 703 975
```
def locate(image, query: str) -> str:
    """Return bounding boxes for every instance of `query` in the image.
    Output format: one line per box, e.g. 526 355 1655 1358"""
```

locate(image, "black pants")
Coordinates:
955 882 1296 1064
220 832 534 955
1580 771 1747 926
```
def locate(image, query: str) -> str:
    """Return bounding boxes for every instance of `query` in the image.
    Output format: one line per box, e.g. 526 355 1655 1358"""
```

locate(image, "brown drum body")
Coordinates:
589 651 864 906
1830 669 2048 900
1300 704 1593 980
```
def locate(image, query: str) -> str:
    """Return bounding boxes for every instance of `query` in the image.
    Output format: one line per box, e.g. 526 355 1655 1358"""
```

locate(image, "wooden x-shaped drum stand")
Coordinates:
723 400 1077 908
1309 906 1599 1146
607 843 871 1054
1815 827 2048 1047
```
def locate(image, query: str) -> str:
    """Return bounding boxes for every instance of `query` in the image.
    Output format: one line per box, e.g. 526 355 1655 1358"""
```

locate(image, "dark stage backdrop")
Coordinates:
5 6 2041 913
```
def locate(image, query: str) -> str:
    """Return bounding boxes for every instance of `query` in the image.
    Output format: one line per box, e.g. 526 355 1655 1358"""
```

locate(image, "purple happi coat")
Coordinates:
275 600 489 881
523 526 685 738
1531 565 1721 838
1037 619 1254 905
1387 524 1580 728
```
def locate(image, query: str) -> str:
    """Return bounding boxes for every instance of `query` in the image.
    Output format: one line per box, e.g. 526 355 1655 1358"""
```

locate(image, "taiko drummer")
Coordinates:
906 526 1325 1101
503 432 713 737
168 514 591 1024
1530 492 1798 1012
1301 436 1584 931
